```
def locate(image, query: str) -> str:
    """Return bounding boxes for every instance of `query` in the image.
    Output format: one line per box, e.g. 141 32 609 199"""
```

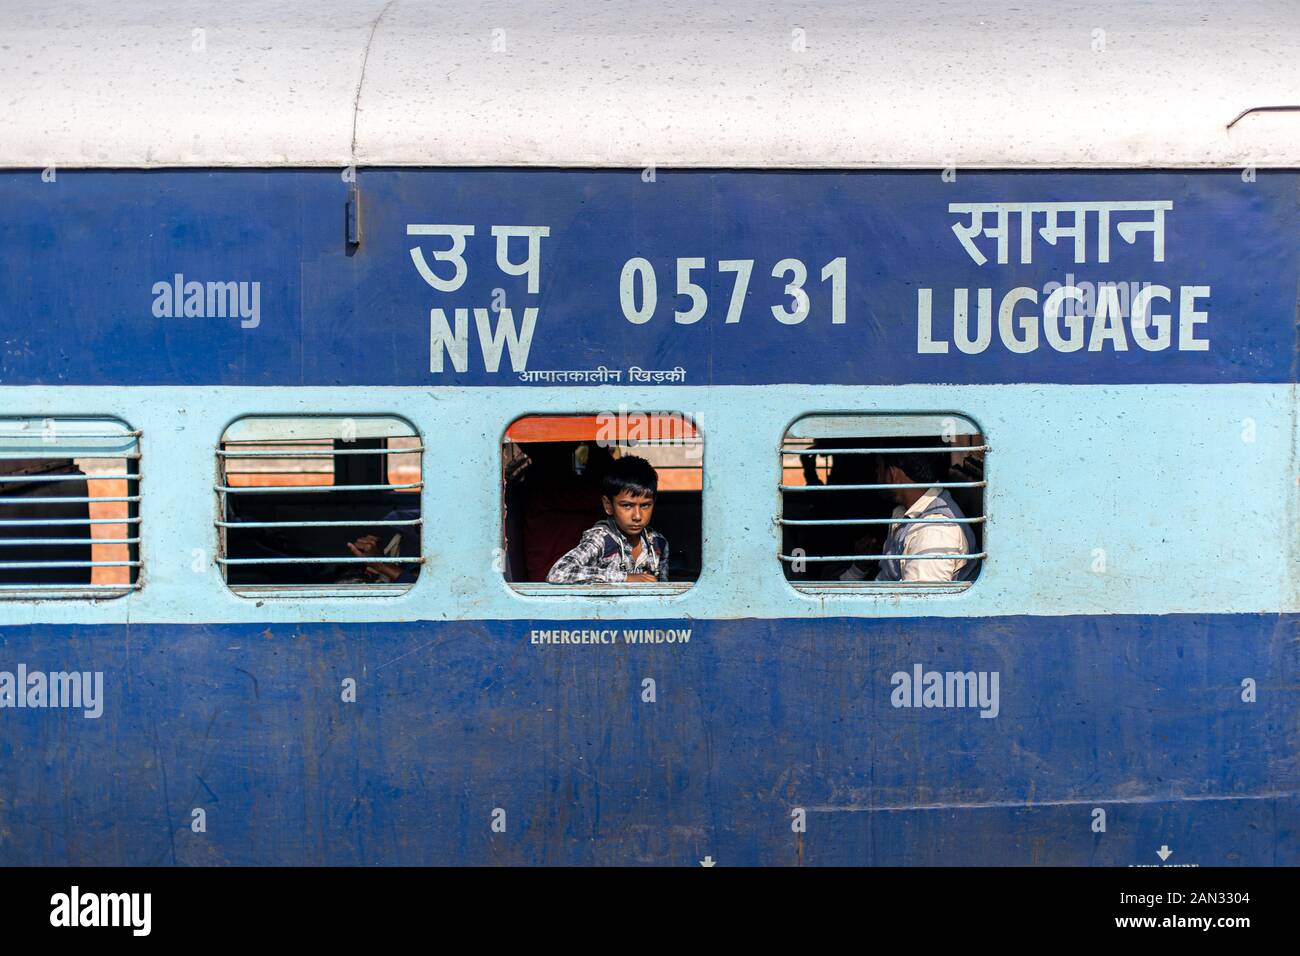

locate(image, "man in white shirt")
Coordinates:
840 447 978 583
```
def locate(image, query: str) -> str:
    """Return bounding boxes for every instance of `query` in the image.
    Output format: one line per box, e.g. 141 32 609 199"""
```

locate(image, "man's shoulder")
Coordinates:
902 514 968 551
906 492 967 524
930 489 968 518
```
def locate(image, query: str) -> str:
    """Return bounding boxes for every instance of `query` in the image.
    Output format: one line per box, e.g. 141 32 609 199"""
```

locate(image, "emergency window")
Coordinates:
217 416 422 596
0 417 141 598
780 414 986 591
502 413 702 594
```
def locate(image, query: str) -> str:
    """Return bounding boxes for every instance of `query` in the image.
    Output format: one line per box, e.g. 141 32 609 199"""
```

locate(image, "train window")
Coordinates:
0 417 141 599
502 413 701 595
216 415 423 596
780 414 986 593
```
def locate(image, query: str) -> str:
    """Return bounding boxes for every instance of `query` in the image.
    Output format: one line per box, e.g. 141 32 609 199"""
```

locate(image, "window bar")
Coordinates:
216 556 424 566
0 516 141 527
0 494 141 504
0 451 140 459
215 518 422 529
216 482 422 494
218 446 425 457
0 430 143 439
780 445 990 455
779 516 984 526
0 473 137 482
780 481 985 492
0 560 141 569
0 583 142 593
0 538 140 546
779 552 987 563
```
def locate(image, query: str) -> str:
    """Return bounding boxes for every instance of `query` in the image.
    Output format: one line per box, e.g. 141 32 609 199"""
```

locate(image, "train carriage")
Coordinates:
0 0 1297 866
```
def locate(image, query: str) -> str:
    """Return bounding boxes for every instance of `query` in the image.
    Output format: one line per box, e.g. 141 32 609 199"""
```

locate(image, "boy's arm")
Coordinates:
656 536 670 582
545 528 626 584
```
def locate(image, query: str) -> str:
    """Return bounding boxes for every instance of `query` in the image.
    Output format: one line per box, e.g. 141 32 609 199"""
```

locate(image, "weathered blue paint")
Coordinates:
0 615 1295 866
0 169 1295 386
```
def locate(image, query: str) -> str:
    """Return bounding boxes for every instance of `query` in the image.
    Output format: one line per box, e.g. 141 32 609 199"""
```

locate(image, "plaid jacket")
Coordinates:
545 519 670 584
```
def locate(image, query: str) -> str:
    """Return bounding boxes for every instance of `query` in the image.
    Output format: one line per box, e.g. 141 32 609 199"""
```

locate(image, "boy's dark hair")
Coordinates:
602 454 658 500
878 438 951 487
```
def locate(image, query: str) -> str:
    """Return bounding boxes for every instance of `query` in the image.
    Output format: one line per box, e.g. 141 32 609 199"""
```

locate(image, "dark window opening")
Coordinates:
502 414 701 590
217 416 422 594
0 418 140 597
780 415 986 589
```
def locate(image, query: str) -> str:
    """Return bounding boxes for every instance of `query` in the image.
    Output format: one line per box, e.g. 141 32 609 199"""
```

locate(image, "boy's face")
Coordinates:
603 489 655 538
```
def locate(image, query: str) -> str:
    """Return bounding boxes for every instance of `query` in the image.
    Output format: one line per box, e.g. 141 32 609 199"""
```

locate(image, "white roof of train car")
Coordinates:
2 0 1297 169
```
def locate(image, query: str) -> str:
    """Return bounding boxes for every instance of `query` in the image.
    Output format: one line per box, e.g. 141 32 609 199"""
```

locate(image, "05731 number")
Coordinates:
618 257 847 326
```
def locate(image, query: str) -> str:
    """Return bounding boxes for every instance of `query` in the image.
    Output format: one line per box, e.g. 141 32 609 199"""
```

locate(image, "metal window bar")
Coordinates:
781 445 990 455
780 552 987 563
216 557 424 566
216 432 422 586
0 560 141 569
215 518 422 529
225 471 336 476
779 516 985 526
0 473 136 482
0 516 141 527
218 446 425 457
0 494 142 504
221 442 339 480
0 584 142 593
0 451 140 460
0 538 139 546
0 420 141 597
780 481 985 492
217 482 422 494
0 430 142 439
779 433 987 584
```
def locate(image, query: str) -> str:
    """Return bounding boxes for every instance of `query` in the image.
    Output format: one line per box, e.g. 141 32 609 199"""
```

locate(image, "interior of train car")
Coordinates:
217 415 422 591
501 413 702 585
0 457 93 585
779 414 985 586
0 417 140 594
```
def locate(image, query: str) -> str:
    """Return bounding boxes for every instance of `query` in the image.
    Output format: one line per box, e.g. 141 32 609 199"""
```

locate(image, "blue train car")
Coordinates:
0 1 1297 866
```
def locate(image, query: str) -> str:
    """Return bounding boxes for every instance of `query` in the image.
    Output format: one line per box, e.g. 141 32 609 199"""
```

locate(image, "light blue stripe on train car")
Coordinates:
0 382 1294 626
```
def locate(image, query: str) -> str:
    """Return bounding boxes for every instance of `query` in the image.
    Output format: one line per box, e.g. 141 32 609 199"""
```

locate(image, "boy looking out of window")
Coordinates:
546 454 669 583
